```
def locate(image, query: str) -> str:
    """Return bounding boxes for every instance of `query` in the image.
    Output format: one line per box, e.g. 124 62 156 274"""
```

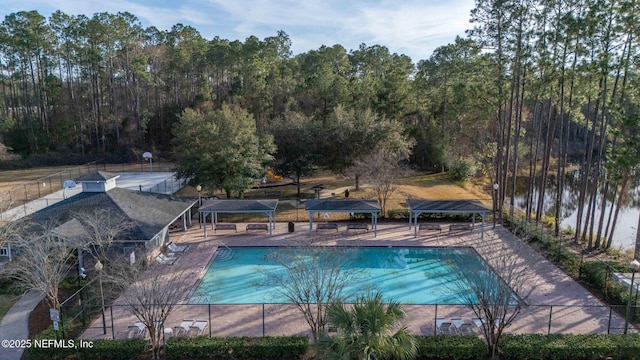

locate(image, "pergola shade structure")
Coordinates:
305 199 381 237
407 199 491 239
199 199 279 237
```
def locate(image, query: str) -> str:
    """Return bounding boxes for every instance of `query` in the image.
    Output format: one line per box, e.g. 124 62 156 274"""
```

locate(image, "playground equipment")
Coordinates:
265 167 282 182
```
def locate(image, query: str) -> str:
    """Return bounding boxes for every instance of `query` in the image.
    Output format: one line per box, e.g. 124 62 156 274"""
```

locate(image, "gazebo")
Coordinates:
305 199 381 237
199 199 279 237
407 199 491 239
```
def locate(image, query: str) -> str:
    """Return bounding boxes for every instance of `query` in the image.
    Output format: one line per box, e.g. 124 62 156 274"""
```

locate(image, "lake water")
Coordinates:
513 172 639 249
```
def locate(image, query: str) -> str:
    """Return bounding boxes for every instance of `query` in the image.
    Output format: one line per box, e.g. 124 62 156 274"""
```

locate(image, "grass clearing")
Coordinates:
0 293 19 320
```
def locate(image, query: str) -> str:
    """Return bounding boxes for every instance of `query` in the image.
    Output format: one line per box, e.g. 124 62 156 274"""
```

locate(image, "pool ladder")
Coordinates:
216 242 233 261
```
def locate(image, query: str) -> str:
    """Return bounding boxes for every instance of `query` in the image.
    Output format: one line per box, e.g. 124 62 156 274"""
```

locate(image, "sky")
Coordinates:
1 0 477 62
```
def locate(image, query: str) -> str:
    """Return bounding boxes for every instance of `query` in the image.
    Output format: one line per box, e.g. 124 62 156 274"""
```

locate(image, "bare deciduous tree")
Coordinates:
6 225 75 310
352 147 412 217
72 208 135 262
453 242 536 359
265 241 363 341
119 266 190 360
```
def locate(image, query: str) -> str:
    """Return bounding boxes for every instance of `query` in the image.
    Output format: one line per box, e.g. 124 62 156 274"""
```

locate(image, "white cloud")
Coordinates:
1 0 476 61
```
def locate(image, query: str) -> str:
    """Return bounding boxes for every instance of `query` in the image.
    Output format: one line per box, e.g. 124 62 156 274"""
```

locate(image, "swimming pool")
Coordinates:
189 246 506 305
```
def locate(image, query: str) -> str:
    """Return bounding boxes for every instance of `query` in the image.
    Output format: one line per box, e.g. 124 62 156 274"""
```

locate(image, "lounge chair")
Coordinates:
435 318 454 335
128 321 147 338
452 318 475 335
173 319 194 336
451 318 464 332
174 319 194 336
167 241 188 253
472 317 484 329
458 323 476 335
156 253 176 265
188 319 208 336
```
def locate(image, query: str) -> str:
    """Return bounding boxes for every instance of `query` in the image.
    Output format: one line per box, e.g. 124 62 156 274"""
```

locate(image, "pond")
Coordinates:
512 171 640 250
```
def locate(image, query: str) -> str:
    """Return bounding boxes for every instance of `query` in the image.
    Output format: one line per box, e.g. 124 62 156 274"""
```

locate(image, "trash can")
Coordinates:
288 221 295 233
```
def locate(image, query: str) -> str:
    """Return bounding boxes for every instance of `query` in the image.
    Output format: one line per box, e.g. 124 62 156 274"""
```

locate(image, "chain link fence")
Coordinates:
0 160 175 208
76 301 637 341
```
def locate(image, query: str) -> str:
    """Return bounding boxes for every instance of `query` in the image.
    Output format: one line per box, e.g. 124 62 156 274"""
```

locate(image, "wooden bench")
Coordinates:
316 223 339 232
246 223 269 232
419 223 442 232
346 223 368 232
264 190 281 198
449 223 473 231
215 223 237 232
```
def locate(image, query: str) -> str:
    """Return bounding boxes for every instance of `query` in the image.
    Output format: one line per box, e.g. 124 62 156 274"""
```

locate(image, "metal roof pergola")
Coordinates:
199 199 279 237
305 199 381 237
407 199 491 239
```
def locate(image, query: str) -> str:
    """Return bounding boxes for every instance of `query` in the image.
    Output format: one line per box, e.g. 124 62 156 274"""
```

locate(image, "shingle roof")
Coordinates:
407 199 490 213
50 218 91 247
305 199 381 212
30 188 196 240
199 199 278 213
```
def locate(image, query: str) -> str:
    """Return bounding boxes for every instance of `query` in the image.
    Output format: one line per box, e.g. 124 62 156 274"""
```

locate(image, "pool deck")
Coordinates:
81 221 632 340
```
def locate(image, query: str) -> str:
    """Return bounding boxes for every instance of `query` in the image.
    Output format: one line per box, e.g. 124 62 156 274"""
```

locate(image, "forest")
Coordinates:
0 0 639 252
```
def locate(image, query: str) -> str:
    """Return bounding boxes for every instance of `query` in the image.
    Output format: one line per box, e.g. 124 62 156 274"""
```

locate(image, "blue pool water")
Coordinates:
189 246 500 305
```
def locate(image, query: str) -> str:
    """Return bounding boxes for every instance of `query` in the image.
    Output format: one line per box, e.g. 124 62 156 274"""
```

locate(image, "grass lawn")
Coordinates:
0 287 19 322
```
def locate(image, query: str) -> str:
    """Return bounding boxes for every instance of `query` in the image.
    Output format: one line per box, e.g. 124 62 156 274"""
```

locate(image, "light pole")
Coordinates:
95 260 107 335
624 259 640 334
196 185 202 228
493 183 499 228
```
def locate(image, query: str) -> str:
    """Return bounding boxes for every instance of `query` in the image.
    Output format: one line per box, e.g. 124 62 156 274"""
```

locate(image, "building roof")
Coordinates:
305 199 381 213
76 171 119 182
407 199 490 213
199 199 279 213
50 218 91 247
29 188 196 241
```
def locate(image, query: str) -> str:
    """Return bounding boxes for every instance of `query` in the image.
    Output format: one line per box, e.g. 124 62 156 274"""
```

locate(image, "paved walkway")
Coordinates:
0 291 43 360
81 221 633 340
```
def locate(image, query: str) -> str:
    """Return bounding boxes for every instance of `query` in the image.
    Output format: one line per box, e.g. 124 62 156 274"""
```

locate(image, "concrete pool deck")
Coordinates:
81 221 633 340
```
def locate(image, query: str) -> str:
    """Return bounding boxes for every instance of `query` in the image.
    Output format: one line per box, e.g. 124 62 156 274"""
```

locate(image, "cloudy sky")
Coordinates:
1 0 476 62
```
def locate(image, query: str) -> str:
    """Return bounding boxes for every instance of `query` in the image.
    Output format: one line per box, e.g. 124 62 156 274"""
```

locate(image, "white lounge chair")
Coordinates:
167 241 188 253
452 318 475 335
128 321 147 338
435 318 454 335
174 319 194 336
188 319 208 336
458 323 476 335
156 253 176 265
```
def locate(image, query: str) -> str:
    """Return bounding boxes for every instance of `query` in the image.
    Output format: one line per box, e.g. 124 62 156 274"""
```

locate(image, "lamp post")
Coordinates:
95 260 107 335
196 185 202 228
493 183 499 228
624 259 640 334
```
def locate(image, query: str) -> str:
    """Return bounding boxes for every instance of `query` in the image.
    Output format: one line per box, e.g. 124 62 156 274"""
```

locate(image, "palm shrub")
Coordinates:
318 292 417 360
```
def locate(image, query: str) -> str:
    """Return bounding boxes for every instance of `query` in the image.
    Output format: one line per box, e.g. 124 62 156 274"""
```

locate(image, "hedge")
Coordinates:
416 335 487 360
500 334 640 360
27 326 146 360
164 336 309 360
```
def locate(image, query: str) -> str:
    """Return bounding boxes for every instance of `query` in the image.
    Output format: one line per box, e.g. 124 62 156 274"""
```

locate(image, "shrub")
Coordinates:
500 334 640 360
75 339 147 360
416 335 487 360
164 336 309 360
447 158 475 182
387 209 410 219
27 326 146 360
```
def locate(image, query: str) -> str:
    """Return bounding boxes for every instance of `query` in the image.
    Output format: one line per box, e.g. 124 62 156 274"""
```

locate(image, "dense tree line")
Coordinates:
1 2 640 250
